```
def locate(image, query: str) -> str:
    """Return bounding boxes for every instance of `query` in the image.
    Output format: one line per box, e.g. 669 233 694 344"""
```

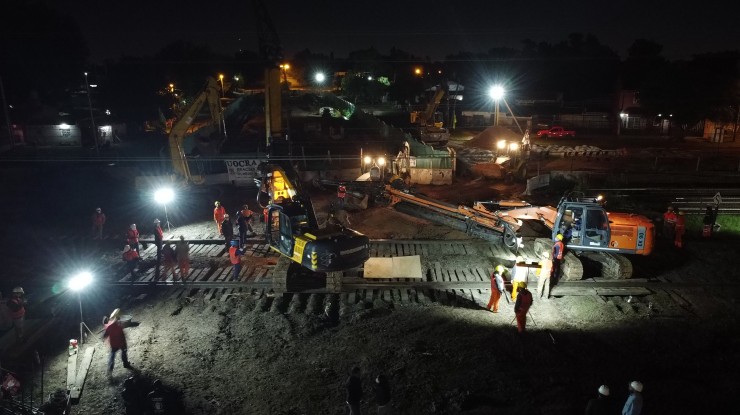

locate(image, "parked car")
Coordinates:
536 126 575 139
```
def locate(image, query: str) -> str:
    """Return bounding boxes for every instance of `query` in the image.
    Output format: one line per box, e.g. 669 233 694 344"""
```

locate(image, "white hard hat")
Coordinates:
630 381 643 392
12 287 24 294
123 245 131 252
598 385 610 396
153 219 160 223
110 308 121 320
130 224 136 229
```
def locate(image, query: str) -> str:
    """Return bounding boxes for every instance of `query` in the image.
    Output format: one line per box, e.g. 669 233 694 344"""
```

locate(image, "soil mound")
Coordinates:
465 126 522 149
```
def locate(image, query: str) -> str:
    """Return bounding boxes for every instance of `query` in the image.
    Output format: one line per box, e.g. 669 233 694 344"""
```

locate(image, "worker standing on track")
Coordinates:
702 205 717 238
486 269 505 313
237 205 255 246
674 210 686 248
153 219 163 268
91 207 106 240
161 244 176 281
127 224 140 253
222 214 234 251
537 251 553 300
511 256 528 300
213 201 226 235
122 245 140 282
552 234 565 282
514 287 533 333
228 240 243 281
663 206 676 241
8 287 26 342
337 184 347 209
175 236 190 281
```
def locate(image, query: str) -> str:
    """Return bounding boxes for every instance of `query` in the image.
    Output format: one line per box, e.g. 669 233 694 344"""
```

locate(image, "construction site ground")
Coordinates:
2 130 740 414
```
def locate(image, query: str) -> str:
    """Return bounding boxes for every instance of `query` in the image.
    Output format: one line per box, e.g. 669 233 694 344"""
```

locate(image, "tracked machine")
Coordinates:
385 181 654 280
257 164 370 292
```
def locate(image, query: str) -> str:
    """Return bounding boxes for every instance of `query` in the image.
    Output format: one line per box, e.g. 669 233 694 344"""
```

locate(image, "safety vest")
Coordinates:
337 185 346 198
8 298 25 319
663 211 677 224
229 246 241 265
515 289 533 313
127 229 139 243
123 250 139 262
553 241 564 260
241 209 254 220
214 206 226 221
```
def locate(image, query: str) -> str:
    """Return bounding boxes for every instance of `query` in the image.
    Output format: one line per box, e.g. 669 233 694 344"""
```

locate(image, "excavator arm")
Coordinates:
419 88 446 127
167 77 222 184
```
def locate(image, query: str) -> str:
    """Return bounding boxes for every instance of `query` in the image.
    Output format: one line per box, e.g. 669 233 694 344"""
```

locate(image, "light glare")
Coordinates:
69 272 93 292
489 85 505 100
154 188 175 204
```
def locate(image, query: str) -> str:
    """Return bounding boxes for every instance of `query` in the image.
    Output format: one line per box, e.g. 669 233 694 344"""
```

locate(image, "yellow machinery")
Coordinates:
410 87 450 146
167 76 222 184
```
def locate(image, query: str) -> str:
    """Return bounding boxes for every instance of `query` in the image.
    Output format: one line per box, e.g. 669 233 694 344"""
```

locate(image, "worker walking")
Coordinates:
222 214 234 251
486 269 505 313
585 385 613 415
702 205 717 238
153 219 164 266
537 251 553 300
345 366 363 415
237 205 255 246
213 201 226 235
161 244 176 281
552 234 565 282
122 245 140 282
127 224 140 253
7 287 26 342
373 374 391 414
663 206 676 240
91 207 106 239
175 236 190 281
514 287 533 333
228 240 243 281
674 210 686 248
511 256 528 300
337 184 347 209
622 381 644 415
103 308 131 376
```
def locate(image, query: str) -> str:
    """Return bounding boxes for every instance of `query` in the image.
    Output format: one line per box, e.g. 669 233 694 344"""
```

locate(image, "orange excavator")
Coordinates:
385 180 654 280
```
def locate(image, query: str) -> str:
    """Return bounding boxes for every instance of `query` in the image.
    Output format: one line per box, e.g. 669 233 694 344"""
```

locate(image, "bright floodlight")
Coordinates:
509 143 519 151
489 85 505 100
315 72 326 83
154 188 175 204
69 272 93 292
364 155 372 165
377 157 386 166
497 140 507 149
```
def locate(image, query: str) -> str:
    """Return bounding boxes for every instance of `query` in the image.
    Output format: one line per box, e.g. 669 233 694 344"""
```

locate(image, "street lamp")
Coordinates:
315 72 326 94
488 85 505 126
154 188 175 231
83 72 99 156
68 272 94 344
218 74 225 98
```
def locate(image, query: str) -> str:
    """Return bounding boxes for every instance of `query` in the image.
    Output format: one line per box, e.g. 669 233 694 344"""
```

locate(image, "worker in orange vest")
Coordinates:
514 287 533 333
663 206 677 240
337 184 347 208
228 240 244 281
126 224 140 252
214 201 226 235
552 234 565 282
537 251 553 300
486 269 505 313
674 210 686 248
91 207 106 239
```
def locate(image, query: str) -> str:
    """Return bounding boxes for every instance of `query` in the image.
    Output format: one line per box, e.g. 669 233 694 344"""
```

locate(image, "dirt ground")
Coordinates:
23 193 739 415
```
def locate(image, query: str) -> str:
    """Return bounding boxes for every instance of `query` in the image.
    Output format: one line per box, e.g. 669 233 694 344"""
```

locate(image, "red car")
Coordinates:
536 126 575 139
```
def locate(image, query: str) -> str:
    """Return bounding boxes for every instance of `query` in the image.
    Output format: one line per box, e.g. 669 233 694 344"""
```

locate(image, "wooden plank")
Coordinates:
66 352 77 392
70 346 95 400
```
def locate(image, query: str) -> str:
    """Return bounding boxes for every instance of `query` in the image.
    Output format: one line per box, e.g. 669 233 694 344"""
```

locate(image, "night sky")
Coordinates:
55 0 740 62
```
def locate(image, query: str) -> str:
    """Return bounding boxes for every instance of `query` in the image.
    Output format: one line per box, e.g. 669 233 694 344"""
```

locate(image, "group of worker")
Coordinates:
121 221 190 282
487 233 565 333
585 381 645 415
214 201 256 248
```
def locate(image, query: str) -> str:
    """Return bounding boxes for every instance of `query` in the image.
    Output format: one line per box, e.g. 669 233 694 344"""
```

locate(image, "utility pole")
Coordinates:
0 75 13 146
84 72 99 156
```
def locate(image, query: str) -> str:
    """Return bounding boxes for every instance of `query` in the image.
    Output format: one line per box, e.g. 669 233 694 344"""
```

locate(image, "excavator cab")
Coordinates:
554 201 611 251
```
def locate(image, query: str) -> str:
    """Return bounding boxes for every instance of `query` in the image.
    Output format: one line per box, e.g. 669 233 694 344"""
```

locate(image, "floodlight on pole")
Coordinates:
154 188 175 231
83 72 100 156
488 85 505 126
69 272 95 344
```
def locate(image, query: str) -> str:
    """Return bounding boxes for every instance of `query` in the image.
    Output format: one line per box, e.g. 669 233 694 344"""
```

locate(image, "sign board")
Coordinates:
713 192 722 206
225 159 265 186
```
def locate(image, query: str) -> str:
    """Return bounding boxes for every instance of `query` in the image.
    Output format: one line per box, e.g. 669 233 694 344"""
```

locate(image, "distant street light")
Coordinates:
83 72 100 156
488 85 505 126
68 272 94 344
218 74 225 98
315 72 326 94
414 67 422 76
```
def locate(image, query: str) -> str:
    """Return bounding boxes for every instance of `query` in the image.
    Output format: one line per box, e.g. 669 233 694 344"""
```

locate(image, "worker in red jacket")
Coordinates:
103 308 131 375
127 224 140 252
122 245 140 282
7 287 26 342
337 184 347 209
663 206 677 240
91 207 106 239
514 287 533 333
213 201 226 235
674 210 686 248
551 234 565 282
